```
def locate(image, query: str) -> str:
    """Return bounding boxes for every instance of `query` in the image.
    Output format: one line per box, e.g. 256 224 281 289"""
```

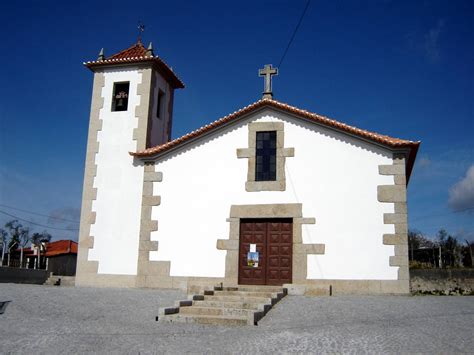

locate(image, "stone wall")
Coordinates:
410 269 474 294
0 267 49 285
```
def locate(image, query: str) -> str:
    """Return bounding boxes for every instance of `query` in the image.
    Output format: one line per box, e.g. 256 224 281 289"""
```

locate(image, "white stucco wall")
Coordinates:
149 109 398 280
88 67 144 275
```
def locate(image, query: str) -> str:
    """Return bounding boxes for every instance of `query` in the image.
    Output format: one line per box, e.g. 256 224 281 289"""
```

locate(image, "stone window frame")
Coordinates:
237 121 294 192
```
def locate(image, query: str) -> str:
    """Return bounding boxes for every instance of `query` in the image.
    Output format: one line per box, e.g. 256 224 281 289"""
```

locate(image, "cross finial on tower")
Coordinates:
145 42 154 57
258 64 278 99
97 48 105 61
137 22 145 43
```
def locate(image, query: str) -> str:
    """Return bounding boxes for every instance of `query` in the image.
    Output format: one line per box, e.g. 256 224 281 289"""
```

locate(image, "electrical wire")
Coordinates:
0 203 80 223
264 0 324 272
410 206 474 222
0 210 79 231
278 0 311 68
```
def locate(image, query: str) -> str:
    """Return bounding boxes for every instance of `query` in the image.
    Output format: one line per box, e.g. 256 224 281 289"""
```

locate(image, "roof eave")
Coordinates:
132 105 270 161
83 58 185 89
405 141 420 184
131 100 420 183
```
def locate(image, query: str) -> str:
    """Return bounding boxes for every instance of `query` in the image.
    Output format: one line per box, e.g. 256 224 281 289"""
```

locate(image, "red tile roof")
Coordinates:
84 42 184 89
16 240 78 257
131 98 420 182
107 42 148 59
44 240 78 257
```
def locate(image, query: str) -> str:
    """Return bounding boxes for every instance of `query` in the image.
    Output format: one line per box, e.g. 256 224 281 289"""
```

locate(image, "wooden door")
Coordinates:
238 218 292 286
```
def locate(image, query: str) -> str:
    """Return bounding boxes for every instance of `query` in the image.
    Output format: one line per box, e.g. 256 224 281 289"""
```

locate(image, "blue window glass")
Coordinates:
255 131 276 181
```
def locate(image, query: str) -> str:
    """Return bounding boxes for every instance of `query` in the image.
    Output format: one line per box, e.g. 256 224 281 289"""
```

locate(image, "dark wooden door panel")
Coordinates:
266 219 292 285
239 220 267 285
238 218 292 286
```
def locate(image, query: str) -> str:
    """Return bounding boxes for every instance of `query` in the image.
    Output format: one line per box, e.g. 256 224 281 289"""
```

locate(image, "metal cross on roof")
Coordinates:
258 64 278 99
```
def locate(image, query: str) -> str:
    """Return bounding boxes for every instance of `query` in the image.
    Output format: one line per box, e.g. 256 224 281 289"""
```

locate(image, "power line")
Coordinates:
0 204 80 223
278 0 311 68
411 218 474 229
0 210 79 231
410 206 474 222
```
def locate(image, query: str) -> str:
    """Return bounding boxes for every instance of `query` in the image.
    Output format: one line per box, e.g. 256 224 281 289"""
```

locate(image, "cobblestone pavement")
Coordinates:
0 283 473 353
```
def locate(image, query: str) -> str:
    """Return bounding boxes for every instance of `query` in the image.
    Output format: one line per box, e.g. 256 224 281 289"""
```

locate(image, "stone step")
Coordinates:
180 306 263 318
59 276 75 286
174 300 193 308
43 275 58 285
192 300 269 311
159 313 251 326
217 285 286 293
180 306 224 316
204 295 273 304
158 306 179 316
158 285 287 326
212 290 283 299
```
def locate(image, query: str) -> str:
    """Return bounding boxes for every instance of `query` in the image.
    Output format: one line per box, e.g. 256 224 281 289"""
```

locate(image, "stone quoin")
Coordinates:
76 39 420 295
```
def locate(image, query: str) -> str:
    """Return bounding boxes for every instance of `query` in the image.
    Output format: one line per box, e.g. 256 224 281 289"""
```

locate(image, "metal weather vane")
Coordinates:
137 22 145 43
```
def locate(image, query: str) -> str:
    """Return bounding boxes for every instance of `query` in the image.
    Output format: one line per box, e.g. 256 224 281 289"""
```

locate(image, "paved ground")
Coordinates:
0 284 473 354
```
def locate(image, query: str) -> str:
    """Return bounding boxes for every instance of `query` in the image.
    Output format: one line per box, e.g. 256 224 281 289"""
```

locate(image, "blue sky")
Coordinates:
0 0 472 242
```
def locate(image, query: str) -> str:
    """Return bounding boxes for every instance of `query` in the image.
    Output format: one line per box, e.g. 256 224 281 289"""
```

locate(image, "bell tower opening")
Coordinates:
111 82 130 112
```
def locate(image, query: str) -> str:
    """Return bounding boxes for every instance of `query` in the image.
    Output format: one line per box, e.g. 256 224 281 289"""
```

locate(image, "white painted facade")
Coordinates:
88 67 144 275
147 109 398 281
87 82 399 281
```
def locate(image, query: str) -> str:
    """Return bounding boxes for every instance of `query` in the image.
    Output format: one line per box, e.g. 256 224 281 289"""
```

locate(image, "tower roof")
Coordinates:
84 42 184 89
107 42 148 59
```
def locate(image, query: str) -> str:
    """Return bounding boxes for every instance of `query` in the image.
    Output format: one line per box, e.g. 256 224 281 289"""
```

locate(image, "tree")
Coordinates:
437 229 463 267
464 240 473 267
4 220 32 267
408 227 472 268
437 229 448 244
0 228 7 266
408 229 434 262
31 231 52 269
5 220 24 266
18 226 30 268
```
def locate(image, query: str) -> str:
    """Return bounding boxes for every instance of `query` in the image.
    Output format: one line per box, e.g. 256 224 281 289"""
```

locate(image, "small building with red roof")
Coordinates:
76 39 419 294
44 240 78 276
11 240 78 276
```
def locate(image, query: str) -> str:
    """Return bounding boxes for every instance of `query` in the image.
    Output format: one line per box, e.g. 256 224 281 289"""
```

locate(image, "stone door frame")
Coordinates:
216 203 325 285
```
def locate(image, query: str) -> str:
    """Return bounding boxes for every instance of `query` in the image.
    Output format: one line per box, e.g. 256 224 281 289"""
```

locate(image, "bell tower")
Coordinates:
76 40 184 284
85 41 184 149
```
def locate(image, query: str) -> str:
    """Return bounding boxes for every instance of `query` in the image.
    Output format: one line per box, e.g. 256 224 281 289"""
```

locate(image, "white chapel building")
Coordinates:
76 40 420 295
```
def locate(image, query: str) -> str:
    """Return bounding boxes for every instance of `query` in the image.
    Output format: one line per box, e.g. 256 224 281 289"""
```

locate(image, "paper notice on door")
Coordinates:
250 244 256 252
247 251 259 267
